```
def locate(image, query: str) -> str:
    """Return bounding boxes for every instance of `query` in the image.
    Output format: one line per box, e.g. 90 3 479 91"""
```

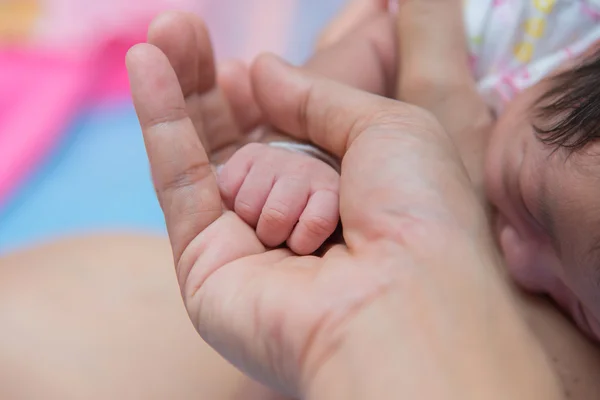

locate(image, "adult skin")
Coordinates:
129 28 564 396
0 3 599 399
130 1 600 396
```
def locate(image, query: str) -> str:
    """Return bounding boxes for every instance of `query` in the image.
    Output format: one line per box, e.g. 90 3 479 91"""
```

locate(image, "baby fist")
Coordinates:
218 143 340 255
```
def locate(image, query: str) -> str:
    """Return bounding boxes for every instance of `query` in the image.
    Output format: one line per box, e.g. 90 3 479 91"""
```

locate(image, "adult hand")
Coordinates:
395 0 493 188
315 0 390 50
144 7 397 167
310 0 492 189
145 12 260 165
127 44 561 399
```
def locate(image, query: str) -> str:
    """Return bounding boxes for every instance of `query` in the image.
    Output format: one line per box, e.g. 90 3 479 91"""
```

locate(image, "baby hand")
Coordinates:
217 143 340 255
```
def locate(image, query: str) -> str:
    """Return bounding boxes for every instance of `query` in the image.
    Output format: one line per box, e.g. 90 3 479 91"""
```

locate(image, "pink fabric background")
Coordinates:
0 0 295 207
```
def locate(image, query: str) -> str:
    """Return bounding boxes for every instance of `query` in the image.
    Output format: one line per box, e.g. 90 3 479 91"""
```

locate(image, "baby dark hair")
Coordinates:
534 47 600 151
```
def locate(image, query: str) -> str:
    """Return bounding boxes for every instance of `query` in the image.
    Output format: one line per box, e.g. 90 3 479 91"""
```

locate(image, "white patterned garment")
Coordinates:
462 0 600 113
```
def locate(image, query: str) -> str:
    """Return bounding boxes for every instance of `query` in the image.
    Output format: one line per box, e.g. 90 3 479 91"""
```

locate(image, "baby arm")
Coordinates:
217 142 340 255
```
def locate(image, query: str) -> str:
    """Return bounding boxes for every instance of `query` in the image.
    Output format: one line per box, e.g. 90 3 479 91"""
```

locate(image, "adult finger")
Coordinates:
147 11 244 153
128 43 270 332
126 43 222 263
218 60 262 132
396 0 492 182
251 54 403 158
316 0 389 49
307 12 397 97
397 0 474 101
218 10 398 132
396 0 488 124
251 55 481 248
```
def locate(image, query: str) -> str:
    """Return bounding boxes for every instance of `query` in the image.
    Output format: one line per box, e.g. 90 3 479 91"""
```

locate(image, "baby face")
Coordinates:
485 54 600 340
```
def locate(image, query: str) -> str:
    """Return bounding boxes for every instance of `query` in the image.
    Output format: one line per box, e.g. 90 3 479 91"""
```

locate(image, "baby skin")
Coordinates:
217 0 600 346
217 142 339 255
214 4 395 256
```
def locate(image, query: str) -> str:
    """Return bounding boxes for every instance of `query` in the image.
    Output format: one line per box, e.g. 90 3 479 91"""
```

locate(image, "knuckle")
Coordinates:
346 108 439 151
345 101 416 135
160 161 213 193
287 159 313 175
287 153 336 178
234 198 259 223
261 202 292 227
301 215 337 237
141 105 188 131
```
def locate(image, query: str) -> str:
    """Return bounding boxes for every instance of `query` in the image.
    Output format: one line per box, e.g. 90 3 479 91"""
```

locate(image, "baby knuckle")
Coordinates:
301 215 336 236
262 203 291 226
293 159 330 178
235 199 259 221
317 170 341 189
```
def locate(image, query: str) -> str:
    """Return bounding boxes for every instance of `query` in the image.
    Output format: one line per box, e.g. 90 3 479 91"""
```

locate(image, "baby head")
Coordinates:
486 44 600 340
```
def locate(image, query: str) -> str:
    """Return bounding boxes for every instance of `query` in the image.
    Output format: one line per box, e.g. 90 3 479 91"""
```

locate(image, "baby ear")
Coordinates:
497 218 551 293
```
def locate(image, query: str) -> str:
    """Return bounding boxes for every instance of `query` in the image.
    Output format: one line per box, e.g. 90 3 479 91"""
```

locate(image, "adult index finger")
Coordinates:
127 43 223 264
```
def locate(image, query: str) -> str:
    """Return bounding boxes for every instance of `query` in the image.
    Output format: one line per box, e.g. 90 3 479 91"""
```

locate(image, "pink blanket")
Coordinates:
0 0 295 207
